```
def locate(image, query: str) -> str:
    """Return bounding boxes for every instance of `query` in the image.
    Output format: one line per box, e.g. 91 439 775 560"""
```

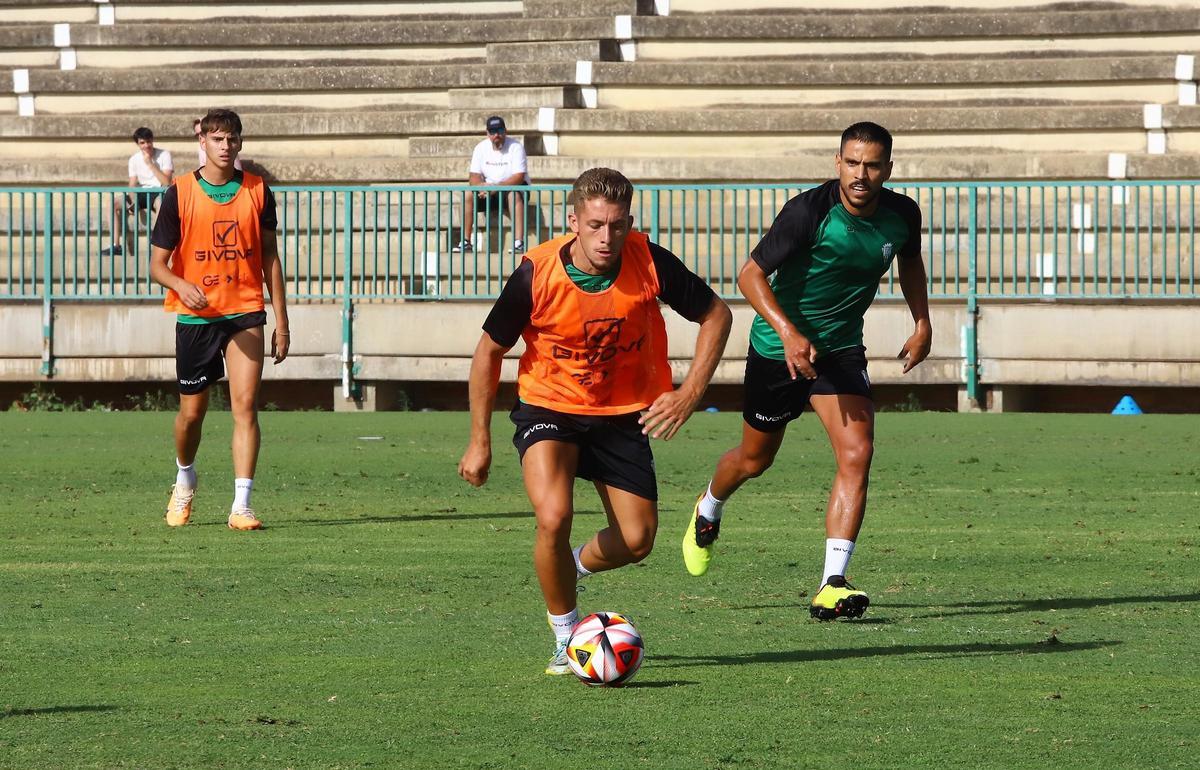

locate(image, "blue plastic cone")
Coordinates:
1111 395 1143 415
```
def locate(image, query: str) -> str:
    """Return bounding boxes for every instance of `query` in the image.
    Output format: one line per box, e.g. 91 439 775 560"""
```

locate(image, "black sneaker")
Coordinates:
99 244 123 257
451 239 472 253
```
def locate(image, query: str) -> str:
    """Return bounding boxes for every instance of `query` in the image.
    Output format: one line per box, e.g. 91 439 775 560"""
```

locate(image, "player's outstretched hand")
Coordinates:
639 387 700 441
458 443 492 487
898 321 932 374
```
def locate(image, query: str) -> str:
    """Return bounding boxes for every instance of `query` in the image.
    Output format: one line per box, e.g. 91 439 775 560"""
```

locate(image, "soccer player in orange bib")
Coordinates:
149 109 289 531
458 167 732 675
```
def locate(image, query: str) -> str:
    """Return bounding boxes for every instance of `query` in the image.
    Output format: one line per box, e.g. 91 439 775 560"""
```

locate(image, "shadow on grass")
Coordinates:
889 592 1200 619
731 592 1200 619
1 705 118 719
653 639 1118 668
622 679 699 689
282 509 601 527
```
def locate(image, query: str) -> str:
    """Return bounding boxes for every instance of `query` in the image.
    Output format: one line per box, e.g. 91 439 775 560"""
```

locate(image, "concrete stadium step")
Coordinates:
668 0 1193 11
21 60 577 94
448 86 585 109
552 130 1152 156
16 62 577 114
103 1 524 22
631 6 1200 59
0 109 545 141
8 15 619 49
574 53 1188 108
0 0 525 23
9 150 1200 185
523 0 644 17
0 2 98 24
409 134 547 158
486 40 621 64
550 102 1171 133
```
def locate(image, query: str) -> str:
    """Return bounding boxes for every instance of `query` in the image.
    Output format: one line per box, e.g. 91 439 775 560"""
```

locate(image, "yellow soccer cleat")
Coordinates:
227 508 263 531
682 497 720 577
810 575 870 620
545 640 571 676
165 485 194 527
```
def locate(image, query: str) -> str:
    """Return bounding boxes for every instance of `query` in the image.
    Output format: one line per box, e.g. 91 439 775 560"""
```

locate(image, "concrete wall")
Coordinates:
3 300 1196 410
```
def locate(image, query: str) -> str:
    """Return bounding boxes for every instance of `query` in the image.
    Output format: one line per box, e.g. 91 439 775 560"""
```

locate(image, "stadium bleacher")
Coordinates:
2 1 1199 183
1 0 1197 412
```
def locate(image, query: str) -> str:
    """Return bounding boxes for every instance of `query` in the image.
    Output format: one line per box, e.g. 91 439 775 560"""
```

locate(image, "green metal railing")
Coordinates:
3 181 1198 398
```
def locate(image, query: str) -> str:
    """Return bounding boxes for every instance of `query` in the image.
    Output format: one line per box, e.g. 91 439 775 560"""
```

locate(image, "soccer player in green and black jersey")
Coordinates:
682 122 932 620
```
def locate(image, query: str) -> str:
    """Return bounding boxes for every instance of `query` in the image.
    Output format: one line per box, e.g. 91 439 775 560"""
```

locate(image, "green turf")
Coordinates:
0 411 1196 769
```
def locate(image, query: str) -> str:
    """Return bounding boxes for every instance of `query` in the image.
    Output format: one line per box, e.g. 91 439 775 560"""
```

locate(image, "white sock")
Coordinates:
572 544 593 578
175 459 196 490
697 481 725 522
548 608 580 644
233 478 253 511
823 538 855 584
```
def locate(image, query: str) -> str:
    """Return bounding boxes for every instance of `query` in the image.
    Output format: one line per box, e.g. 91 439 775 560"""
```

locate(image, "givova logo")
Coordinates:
179 375 208 386
522 422 559 440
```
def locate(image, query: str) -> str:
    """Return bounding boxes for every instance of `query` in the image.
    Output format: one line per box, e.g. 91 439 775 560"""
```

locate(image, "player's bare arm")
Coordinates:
261 231 290 365
737 258 817 380
896 253 932 373
640 295 732 440
458 332 510 486
149 244 208 311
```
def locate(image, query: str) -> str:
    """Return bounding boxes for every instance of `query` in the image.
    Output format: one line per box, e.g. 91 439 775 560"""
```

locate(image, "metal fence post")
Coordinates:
40 191 54 377
965 186 980 405
341 190 359 401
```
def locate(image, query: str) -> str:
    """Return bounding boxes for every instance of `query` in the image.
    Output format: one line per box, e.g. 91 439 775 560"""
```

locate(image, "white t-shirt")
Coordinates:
127 148 173 188
469 137 529 185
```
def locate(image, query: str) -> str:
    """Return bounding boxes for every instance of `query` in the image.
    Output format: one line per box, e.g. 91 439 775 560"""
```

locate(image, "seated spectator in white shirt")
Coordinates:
103 126 173 257
454 115 529 254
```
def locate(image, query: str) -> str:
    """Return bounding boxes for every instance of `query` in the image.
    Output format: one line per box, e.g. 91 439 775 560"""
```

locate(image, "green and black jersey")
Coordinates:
748 179 921 359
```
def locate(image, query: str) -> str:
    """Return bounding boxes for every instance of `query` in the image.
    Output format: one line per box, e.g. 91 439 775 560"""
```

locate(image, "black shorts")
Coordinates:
125 189 160 213
477 187 527 214
175 311 266 395
742 343 872 432
510 402 657 502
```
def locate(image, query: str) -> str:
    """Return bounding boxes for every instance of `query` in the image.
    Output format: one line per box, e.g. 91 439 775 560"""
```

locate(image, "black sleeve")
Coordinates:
261 183 278 231
150 185 181 250
749 182 833 275
650 242 717 323
889 191 923 259
481 260 533 348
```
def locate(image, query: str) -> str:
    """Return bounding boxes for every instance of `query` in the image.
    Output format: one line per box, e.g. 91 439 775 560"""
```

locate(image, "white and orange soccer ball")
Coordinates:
566 611 644 687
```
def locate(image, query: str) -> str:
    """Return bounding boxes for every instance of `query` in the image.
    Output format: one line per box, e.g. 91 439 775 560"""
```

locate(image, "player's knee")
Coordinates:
230 404 259 428
533 511 572 543
623 527 656 562
837 440 874 473
739 452 775 479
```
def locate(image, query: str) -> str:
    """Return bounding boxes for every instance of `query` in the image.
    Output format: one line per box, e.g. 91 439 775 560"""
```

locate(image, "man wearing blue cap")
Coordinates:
455 115 530 254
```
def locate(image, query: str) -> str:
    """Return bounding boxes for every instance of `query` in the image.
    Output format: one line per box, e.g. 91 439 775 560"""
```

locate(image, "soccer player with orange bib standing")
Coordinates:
458 167 732 675
149 109 290 531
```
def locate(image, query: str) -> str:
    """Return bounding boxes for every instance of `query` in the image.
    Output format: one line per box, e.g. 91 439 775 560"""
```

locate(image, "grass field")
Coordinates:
0 411 1197 769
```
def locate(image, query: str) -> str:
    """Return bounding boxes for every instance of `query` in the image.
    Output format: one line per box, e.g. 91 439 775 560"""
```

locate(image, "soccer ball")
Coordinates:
566 611 644 687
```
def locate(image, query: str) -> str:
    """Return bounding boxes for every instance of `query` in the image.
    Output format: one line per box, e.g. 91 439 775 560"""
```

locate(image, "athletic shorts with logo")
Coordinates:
510 402 657 502
175 311 266 395
742 343 872 432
